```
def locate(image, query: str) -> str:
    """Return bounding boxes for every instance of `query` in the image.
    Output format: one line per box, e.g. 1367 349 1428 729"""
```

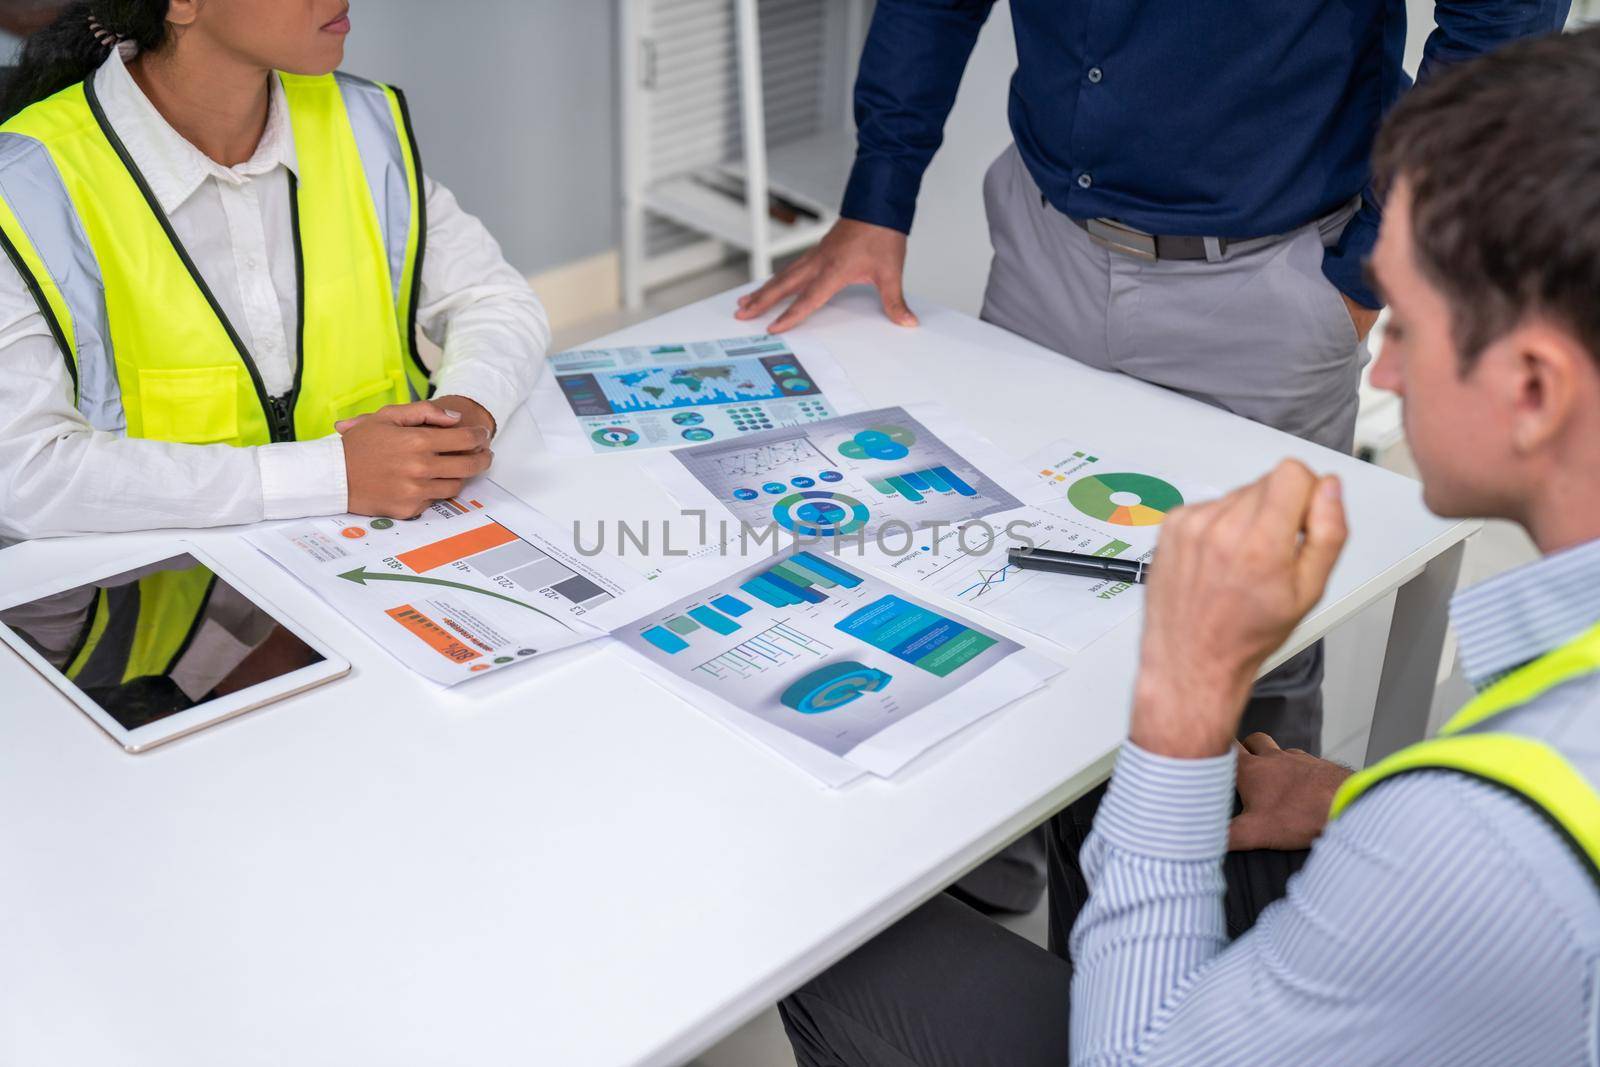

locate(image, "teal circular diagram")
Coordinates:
681 427 714 441
591 426 639 448
839 425 915 461
672 412 705 425
772 490 870 537
780 661 892 713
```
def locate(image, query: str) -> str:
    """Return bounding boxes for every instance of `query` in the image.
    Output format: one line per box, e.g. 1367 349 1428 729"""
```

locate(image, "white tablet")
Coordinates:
0 543 349 752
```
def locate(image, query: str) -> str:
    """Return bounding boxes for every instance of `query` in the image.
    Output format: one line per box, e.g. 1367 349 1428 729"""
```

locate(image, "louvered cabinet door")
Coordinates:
621 0 865 305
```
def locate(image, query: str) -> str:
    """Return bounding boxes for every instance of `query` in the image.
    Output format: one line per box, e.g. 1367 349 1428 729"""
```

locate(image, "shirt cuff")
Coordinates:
430 361 524 440
257 436 348 520
1322 199 1382 310
840 154 923 235
1093 741 1236 862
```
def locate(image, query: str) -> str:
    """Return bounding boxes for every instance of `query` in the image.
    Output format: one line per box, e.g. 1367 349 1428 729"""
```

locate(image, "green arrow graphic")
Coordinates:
338 566 574 630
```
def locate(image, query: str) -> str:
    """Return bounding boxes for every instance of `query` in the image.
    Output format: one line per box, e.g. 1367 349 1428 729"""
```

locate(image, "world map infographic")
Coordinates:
549 336 839 452
670 406 1023 540
587 358 800 411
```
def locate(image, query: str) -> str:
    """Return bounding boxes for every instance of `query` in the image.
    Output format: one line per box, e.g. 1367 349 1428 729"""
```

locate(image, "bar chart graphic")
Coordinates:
639 594 754 654
257 482 642 686
613 547 1024 759
739 551 863 605
865 465 978 503
393 521 616 611
673 407 1023 541
695 622 832 681
636 553 864 653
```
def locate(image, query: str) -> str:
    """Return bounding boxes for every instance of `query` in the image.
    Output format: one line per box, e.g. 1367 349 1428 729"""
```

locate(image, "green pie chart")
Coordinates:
1067 472 1183 527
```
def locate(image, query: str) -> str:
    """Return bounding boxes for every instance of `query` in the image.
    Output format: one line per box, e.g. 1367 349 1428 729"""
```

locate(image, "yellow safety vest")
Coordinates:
64 564 217 692
0 70 429 684
1331 622 1600 873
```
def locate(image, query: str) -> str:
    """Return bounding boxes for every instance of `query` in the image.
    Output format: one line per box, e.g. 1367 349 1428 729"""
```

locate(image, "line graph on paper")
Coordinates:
696 436 827 481
958 563 1016 600
868 506 1154 652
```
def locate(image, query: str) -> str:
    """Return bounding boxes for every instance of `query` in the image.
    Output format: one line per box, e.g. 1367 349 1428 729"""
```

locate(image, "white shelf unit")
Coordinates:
619 0 867 309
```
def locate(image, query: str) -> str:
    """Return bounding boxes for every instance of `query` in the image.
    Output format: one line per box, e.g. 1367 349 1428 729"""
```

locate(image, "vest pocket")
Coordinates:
330 371 407 423
138 367 241 444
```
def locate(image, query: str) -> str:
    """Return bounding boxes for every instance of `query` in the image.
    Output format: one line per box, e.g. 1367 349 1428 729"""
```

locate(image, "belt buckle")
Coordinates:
1085 218 1158 261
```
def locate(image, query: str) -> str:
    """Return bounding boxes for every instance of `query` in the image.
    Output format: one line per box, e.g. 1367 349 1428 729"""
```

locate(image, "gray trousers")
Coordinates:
954 145 1367 912
781 787 1309 1066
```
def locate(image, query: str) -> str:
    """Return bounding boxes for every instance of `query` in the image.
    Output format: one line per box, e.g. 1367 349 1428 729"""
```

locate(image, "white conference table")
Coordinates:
0 287 1472 1066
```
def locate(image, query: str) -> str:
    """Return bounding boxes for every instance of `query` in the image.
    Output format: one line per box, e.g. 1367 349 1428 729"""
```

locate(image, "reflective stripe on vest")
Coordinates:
0 70 429 442
1331 622 1600 876
66 565 216 688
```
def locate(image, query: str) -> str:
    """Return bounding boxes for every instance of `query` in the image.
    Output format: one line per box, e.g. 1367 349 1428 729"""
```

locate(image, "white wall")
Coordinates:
341 1 616 277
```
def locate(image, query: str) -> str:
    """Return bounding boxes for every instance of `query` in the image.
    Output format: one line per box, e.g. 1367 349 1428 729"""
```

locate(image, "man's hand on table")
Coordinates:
337 398 494 518
1130 460 1349 759
1229 733 1353 851
734 218 918 333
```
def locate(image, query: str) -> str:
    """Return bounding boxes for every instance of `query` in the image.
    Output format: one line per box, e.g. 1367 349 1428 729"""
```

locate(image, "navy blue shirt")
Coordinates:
842 0 1568 308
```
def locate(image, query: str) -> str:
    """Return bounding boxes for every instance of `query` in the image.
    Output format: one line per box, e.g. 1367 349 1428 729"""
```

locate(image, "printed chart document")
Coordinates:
609 547 1061 785
648 404 1045 547
531 334 863 455
247 482 644 686
867 444 1214 651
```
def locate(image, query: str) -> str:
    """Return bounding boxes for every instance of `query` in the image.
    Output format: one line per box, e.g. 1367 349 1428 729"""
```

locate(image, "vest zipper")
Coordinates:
267 393 295 443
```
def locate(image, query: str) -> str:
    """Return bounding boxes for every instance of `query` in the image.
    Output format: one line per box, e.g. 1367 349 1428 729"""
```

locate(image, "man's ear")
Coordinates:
1489 319 1585 456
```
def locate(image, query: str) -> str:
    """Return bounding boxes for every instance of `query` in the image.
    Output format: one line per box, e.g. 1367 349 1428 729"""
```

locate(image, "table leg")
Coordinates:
1364 539 1466 764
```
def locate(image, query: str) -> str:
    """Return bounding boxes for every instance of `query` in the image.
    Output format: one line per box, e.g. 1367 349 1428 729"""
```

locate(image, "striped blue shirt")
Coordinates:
1071 538 1600 1065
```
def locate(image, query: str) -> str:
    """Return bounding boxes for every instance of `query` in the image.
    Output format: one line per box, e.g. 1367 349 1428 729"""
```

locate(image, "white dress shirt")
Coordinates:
0 46 549 542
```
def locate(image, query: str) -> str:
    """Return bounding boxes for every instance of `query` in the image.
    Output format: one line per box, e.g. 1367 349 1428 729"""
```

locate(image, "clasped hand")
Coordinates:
1131 460 1348 760
337 396 495 518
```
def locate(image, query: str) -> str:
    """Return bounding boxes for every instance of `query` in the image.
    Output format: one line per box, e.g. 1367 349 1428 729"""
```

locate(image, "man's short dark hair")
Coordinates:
1373 25 1600 369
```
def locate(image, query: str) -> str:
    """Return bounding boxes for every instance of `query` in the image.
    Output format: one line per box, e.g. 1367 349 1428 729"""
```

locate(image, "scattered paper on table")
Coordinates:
646 404 1047 552
864 444 1215 651
609 547 1061 785
246 481 645 686
531 334 864 455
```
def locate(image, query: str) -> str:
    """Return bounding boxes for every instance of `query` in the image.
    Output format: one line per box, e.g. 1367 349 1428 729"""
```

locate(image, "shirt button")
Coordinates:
1087 67 1103 83
1077 173 1093 190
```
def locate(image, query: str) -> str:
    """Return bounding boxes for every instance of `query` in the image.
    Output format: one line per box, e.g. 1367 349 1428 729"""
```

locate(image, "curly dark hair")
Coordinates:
0 1 170 122
1373 25 1600 370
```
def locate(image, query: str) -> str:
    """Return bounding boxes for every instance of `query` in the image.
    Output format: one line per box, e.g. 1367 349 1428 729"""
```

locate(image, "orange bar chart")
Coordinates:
395 521 519 573
385 604 482 663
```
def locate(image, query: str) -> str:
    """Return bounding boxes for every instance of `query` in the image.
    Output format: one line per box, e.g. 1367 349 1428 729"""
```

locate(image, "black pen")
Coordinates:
1006 546 1149 584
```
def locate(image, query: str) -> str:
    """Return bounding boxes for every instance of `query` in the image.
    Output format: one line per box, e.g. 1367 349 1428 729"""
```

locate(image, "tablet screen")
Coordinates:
0 553 325 731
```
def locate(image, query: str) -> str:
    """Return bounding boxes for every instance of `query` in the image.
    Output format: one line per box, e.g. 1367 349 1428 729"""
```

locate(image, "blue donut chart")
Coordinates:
771 490 870 537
